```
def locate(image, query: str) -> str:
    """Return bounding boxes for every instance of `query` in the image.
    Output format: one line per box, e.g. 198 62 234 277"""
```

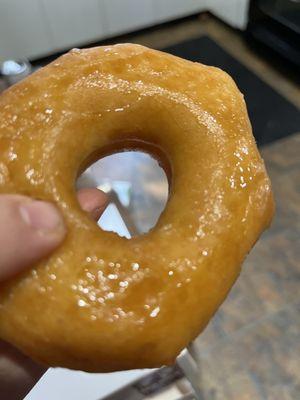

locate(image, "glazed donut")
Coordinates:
0 44 274 372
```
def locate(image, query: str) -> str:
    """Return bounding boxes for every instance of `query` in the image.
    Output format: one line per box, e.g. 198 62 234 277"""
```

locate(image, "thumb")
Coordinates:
0 195 66 282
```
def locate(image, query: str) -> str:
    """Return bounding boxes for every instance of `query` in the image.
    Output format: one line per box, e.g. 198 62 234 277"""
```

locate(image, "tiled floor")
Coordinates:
191 134 300 399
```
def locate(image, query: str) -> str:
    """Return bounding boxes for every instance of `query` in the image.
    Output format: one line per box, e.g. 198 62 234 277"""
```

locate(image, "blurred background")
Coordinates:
1 1 299 399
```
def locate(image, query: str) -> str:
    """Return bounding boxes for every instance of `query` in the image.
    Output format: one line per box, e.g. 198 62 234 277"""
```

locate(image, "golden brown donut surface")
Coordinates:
0 44 274 372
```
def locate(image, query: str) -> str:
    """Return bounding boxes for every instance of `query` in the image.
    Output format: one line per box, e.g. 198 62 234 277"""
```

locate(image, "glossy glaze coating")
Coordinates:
0 44 274 372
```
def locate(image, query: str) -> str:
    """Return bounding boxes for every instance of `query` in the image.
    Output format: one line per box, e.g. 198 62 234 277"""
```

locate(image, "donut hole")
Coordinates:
76 151 169 238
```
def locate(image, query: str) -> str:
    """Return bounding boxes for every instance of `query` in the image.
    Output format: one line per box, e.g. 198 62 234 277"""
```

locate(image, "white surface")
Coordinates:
103 0 156 36
236 0 250 30
154 0 206 22
0 0 53 62
0 0 249 62
25 368 152 400
208 0 249 29
98 202 131 239
41 0 106 51
0 0 207 62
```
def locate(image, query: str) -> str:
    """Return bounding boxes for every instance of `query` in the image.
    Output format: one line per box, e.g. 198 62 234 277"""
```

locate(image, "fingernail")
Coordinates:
91 206 105 221
19 201 65 232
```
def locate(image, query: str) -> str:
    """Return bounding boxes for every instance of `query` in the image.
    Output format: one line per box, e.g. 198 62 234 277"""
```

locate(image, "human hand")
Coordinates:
0 188 108 399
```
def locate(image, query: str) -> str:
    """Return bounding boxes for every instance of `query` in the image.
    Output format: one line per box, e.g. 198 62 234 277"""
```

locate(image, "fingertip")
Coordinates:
0 196 66 282
77 188 108 221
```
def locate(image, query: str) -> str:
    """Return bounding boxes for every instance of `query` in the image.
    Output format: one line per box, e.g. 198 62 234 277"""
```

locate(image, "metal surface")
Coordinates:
98 347 204 400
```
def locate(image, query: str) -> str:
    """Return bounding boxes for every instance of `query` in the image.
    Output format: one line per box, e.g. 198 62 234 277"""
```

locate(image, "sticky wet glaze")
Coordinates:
0 44 274 372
